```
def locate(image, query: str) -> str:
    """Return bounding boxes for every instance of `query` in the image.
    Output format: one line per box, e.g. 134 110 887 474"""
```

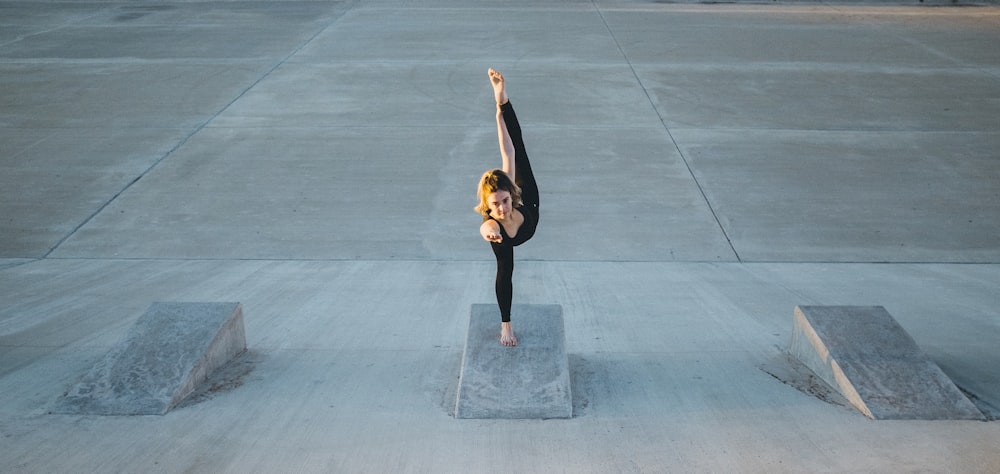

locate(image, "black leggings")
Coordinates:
489 101 539 323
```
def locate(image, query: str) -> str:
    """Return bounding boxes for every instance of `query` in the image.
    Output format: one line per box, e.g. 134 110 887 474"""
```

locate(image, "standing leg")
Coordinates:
491 241 514 323
491 240 517 346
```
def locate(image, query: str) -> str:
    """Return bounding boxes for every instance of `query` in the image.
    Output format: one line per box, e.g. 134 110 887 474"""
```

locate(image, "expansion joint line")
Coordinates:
42 2 358 259
591 1 741 263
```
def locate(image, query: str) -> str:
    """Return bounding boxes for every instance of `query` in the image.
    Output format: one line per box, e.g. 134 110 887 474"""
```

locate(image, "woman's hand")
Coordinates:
480 220 503 243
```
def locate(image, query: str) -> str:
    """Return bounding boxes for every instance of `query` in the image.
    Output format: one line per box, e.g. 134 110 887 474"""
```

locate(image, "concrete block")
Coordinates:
54 302 246 415
790 305 983 420
455 304 572 419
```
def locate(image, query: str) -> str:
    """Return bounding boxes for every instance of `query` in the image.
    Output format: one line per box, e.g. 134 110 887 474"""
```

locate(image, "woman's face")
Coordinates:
486 190 513 220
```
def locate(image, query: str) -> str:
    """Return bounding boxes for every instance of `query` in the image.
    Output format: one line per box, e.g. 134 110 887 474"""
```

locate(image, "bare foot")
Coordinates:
500 321 517 347
488 68 508 106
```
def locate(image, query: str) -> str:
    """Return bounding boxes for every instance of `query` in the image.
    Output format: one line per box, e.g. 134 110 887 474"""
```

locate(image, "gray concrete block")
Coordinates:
54 302 246 415
455 304 571 419
790 305 984 420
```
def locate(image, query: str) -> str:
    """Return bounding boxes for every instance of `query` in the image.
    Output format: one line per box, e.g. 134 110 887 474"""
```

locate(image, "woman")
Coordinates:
475 68 540 347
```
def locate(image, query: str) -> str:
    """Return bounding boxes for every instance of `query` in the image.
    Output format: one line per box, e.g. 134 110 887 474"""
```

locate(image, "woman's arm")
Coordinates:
481 219 502 243
497 105 516 181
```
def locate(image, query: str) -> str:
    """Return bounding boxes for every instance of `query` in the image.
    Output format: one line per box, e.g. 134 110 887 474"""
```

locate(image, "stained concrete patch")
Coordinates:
455 304 571 419
790 305 984 420
759 351 854 412
175 349 259 410
53 302 246 415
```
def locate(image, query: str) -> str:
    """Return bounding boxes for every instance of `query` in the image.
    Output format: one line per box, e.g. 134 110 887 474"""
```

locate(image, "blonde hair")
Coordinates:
475 169 522 217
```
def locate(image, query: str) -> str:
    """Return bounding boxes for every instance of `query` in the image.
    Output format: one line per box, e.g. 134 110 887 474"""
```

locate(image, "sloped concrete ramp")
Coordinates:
54 302 246 415
790 305 984 420
455 304 571 419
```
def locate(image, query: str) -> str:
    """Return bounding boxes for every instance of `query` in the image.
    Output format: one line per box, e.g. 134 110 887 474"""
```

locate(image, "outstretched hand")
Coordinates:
481 220 503 243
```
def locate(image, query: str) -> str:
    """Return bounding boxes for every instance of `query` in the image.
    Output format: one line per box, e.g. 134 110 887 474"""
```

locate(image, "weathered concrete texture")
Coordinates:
455 304 572 419
1 1 999 471
790 305 984 420
54 302 246 415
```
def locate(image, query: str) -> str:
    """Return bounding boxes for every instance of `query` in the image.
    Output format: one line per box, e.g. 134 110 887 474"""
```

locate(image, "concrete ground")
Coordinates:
2 0 999 472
